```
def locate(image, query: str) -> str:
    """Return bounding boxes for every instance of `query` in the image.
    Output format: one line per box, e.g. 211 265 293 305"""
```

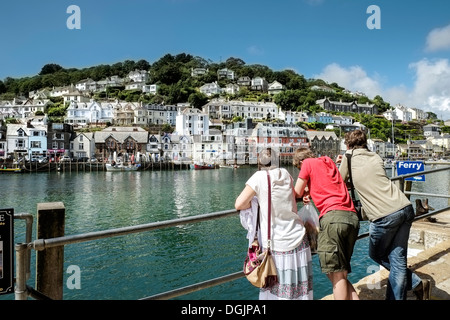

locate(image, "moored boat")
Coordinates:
0 167 23 173
105 162 140 172
190 162 216 170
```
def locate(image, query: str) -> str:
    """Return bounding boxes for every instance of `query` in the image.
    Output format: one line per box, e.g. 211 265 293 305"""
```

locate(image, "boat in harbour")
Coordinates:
105 162 140 172
0 167 23 173
190 162 216 170
219 164 239 169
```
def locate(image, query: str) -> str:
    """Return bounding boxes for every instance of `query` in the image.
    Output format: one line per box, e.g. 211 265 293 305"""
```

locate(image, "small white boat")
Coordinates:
219 164 239 169
105 162 140 172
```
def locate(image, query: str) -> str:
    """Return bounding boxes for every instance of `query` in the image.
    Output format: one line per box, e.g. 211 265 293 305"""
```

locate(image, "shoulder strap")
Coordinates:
345 150 356 200
266 171 272 248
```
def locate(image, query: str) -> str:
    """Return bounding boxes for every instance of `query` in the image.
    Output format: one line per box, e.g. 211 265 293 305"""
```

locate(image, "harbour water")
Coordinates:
0 165 448 300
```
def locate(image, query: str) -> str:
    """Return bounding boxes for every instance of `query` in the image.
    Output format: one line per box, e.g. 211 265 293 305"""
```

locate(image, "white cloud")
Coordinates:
313 63 383 97
315 60 450 120
425 24 450 52
405 58 450 118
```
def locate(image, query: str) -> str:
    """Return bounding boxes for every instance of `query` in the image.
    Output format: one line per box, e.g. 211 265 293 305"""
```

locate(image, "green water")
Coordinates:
1 165 447 300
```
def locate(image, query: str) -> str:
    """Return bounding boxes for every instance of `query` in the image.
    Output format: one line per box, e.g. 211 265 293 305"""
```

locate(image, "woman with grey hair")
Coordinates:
235 147 313 300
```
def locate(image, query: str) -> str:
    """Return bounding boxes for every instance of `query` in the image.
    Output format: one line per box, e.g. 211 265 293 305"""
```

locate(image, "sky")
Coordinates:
1 0 450 120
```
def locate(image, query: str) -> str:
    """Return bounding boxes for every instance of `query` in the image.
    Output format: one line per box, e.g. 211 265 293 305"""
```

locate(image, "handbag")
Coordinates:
243 171 278 288
345 150 365 221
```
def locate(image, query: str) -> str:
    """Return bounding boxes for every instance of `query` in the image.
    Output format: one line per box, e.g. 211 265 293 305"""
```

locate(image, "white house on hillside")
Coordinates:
65 100 114 126
199 82 222 96
128 69 149 83
268 81 285 95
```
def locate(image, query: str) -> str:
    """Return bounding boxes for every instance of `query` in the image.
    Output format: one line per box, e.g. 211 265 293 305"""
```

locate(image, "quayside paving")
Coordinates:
321 208 450 300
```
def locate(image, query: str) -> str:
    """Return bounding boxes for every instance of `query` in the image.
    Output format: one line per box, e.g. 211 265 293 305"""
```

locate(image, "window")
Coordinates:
16 139 25 148
30 141 41 148
79 143 84 150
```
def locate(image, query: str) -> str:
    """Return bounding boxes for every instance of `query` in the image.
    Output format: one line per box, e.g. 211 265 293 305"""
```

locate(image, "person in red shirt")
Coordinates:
293 147 360 300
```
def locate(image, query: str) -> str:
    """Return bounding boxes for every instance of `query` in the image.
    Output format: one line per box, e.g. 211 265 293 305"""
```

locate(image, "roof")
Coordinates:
306 131 338 140
94 127 149 143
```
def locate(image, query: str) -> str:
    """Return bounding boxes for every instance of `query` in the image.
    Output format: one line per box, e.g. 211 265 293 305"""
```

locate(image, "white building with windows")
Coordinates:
384 104 412 122
160 133 194 162
64 100 115 126
199 82 222 96
27 124 47 159
279 110 308 124
76 78 98 92
192 128 223 163
203 99 279 121
6 123 47 159
71 132 95 160
217 68 235 80
268 80 285 95
175 108 209 136
128 69 149 83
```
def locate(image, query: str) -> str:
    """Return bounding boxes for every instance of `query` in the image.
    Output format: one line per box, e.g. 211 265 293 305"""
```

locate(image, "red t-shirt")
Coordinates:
298 156 355 218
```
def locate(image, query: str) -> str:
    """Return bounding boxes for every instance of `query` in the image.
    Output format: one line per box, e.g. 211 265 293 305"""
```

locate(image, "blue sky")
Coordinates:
1 0 450 120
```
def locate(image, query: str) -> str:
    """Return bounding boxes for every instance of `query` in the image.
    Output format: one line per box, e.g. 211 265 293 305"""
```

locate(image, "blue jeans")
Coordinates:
369 204 422 300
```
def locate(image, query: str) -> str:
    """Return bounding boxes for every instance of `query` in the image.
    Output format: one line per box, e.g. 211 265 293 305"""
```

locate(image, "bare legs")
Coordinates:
327 271 359 300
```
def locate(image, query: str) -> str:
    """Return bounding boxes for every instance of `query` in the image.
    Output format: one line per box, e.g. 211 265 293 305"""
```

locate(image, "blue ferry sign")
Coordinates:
396 161 425 181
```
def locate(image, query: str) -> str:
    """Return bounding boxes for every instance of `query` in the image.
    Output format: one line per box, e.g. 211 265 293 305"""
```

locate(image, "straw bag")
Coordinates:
243 171 278 288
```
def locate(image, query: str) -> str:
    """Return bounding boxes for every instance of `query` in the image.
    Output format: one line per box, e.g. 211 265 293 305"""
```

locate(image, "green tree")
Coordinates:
0 80 6 94
39 63 64 75
161 123 174 133
188 92 208 108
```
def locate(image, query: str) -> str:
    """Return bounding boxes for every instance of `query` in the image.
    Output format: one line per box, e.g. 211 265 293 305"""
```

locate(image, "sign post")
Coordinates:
0 208 14 295
396 161 425 181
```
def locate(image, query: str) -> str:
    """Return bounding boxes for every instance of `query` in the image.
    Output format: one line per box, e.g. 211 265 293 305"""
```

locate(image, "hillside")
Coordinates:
0 53 446 142
0 53 390 110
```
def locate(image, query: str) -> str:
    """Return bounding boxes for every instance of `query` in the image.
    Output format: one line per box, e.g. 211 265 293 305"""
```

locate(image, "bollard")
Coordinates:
36 202 65 300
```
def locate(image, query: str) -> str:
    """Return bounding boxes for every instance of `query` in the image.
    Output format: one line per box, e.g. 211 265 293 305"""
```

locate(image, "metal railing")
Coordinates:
13 166 450 300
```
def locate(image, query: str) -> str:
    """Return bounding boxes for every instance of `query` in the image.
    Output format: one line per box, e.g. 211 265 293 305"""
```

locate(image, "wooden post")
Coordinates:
405 181 412 200
36 202 65 300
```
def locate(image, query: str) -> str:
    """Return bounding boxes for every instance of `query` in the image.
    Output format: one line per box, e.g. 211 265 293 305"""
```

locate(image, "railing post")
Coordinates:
404 181 412 200
36 202 65 300
15 243 28 300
